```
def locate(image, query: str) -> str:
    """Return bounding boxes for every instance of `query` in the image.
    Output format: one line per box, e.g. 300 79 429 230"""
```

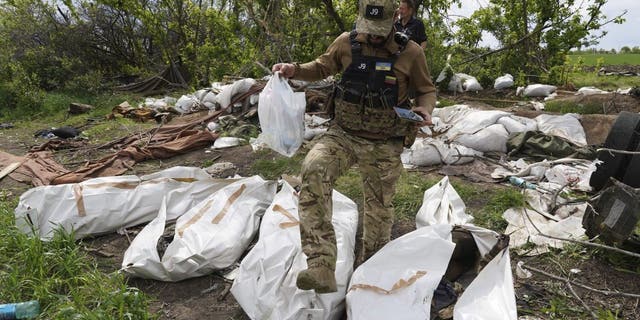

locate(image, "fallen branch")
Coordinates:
567 281 598 319
520 262 640 299
456 96 524 104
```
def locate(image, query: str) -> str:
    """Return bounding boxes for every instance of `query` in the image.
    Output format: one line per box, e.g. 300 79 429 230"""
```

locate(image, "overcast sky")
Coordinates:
448 0 637 50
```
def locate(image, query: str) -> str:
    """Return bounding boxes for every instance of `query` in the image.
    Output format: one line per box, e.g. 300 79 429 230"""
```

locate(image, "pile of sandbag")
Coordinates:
402 105 589 167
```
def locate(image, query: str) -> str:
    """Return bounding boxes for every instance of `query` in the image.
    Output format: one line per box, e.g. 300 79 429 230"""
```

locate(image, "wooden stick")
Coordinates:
597 148 640 156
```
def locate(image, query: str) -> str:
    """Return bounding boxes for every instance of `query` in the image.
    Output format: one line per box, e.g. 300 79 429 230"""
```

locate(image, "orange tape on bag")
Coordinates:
176 184 247 237
348 270 428 295
73 184 86 217
272 204 300 228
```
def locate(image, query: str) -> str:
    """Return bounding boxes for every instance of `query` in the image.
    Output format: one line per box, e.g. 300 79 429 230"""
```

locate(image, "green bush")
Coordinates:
0 65 45 119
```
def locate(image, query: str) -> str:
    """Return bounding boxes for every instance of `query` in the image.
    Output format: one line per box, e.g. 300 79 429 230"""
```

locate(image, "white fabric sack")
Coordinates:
457 73 483 92
576 86 609 95
522 84 557 97
494 74 514 90
535 113 587 146
212 137 245 149
346 224 456 320
401 138 481 167
503 206 585 256
231 182 358 320
545 163 596 192
497 115 537 135
122 175 277 281
141 97 168 110
175 94 199 113
215 78 257 110
195 89 209 101
453 124 510 153
445 110 510 137
416 176 472 227
14 167 227 240
431 105 475 127
258 74 306 157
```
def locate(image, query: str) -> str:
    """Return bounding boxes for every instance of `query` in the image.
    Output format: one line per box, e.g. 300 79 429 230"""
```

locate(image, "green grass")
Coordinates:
249 150 306 180
567 72 640 91
0 195 157 319
466 187 524 231
1 90 144 122
392 172 439 221
544 99 604 114
567 53 640 66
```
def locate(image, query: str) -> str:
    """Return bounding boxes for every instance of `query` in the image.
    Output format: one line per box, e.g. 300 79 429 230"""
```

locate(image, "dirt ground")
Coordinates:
1 92 640 319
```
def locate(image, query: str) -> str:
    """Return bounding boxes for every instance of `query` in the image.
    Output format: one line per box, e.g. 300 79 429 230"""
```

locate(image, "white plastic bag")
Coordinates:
121 176 277 281
231 182 358 320
346 225 517 320
258 74 306 157
346 224 456 320
14 167 229 240
416 176 472 227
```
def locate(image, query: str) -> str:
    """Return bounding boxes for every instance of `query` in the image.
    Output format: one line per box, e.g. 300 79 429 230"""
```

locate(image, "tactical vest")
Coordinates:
333 31 414 139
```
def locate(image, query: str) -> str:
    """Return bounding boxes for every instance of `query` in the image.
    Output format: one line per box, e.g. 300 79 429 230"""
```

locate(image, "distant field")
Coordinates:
567 53 640 66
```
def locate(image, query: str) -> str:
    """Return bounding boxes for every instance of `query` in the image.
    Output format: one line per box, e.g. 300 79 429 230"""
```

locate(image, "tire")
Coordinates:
622 141 640 188
589 111 640 191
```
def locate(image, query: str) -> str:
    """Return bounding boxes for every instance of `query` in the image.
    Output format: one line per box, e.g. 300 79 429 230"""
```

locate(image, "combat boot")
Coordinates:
296 266 337 293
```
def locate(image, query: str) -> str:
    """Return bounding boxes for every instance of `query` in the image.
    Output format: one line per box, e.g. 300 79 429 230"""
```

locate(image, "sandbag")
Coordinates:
454 124 510 153
497 115 537 135
445 110 510 137
576 86 609 95
175 95 199 113
401 138 481 167
522 84 557 97
494 74 514 90
214 78 257 110
231 182 358 320
457 73 483 92
535 113 587 146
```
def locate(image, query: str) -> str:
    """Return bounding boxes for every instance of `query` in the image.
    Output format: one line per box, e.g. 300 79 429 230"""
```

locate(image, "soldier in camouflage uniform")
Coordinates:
272 0 436 293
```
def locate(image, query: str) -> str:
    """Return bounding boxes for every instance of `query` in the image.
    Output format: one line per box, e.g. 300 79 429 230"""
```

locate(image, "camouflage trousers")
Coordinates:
298 126 404 271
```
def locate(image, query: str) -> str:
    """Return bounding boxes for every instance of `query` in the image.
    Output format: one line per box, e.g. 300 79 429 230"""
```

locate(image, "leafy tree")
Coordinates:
452 0 625 83
620 46 630 53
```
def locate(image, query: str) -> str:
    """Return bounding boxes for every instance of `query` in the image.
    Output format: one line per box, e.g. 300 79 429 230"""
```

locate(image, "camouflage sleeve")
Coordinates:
293 32 351 82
